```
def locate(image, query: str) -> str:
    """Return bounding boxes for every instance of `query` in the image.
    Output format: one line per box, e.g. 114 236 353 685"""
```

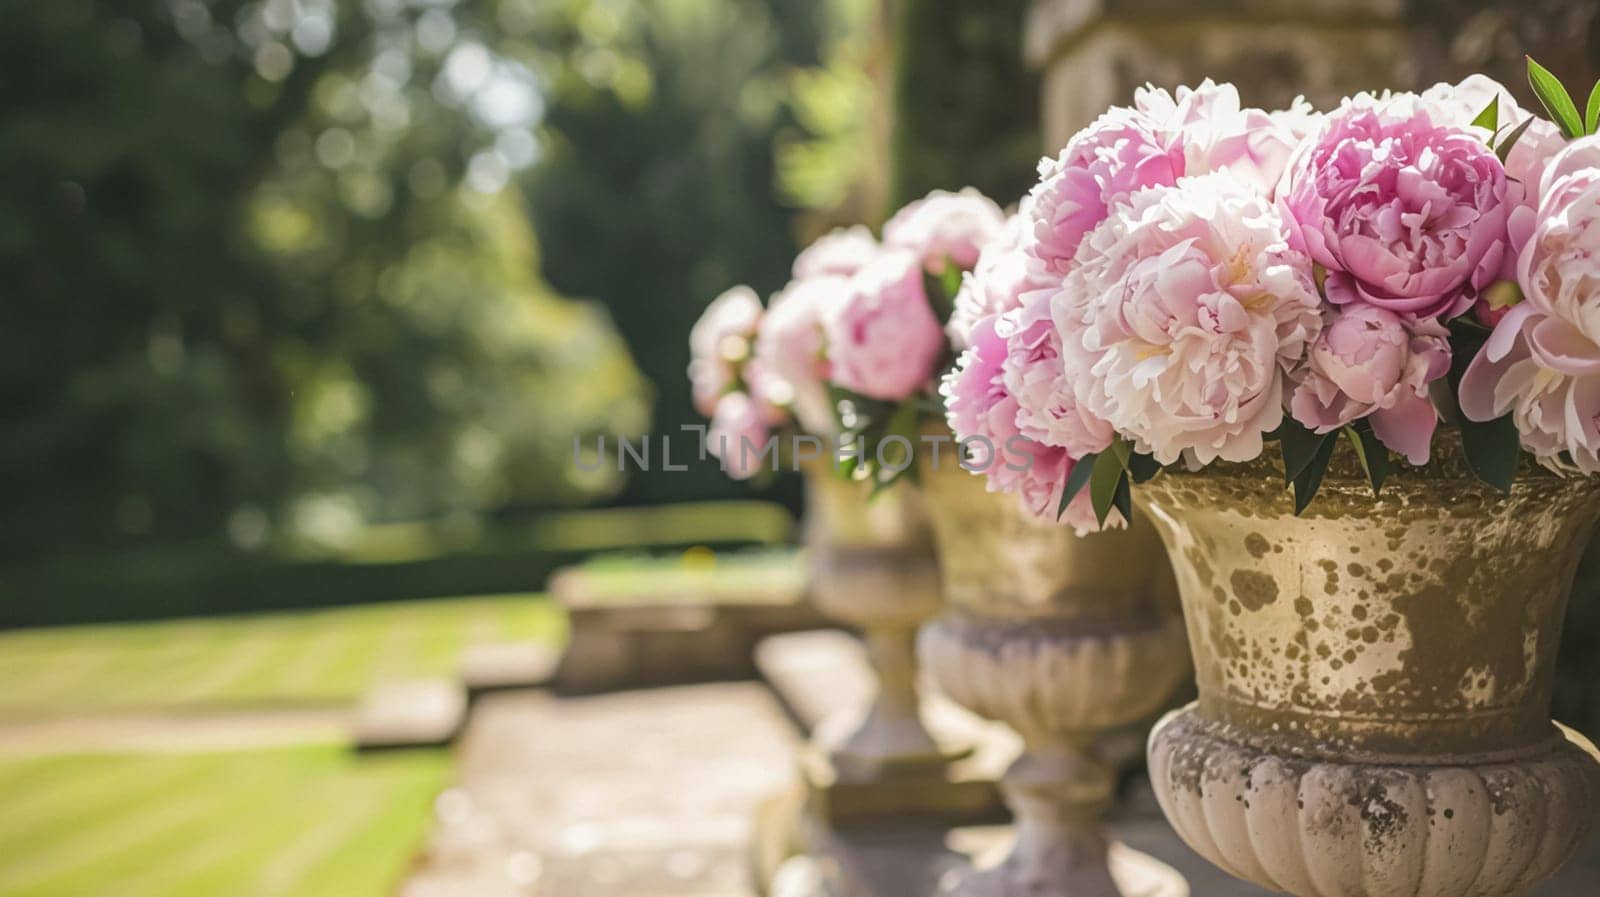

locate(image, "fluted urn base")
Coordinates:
1148 706 1600 897
919 612 1191 897
810 542 964 783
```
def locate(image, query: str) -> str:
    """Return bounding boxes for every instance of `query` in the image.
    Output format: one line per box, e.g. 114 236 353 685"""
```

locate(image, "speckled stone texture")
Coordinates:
917 462 1190 897
1151 709 1600 897
1141 445 1600 897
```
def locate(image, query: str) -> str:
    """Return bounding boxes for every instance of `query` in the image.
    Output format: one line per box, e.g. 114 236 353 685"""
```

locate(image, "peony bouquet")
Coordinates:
941 59 1600 531
688 189 1007 484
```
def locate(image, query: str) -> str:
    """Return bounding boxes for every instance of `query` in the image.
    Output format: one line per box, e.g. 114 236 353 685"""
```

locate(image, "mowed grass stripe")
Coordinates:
0 645 135 709
281 614 392 703
0 752 82 799
193 751 448 897
174 619 339 707
84 628 264 708
266 623 355 696
288 757 449 897
106 751 436 897
0 747 446 897
0 752 234 847
0 621 257 709
0 595 560 716
367 614 436 685
238 776 406 897
0 749 328 894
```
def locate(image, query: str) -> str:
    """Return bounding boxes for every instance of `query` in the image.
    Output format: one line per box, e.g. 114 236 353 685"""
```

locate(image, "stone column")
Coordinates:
1025 0 1416 148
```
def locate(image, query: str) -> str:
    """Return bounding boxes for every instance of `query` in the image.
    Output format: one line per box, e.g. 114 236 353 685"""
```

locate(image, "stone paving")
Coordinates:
399 677 1600 897
401 683 800 897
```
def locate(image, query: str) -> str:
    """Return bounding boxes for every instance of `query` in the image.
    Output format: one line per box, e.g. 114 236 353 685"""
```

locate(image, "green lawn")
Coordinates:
569 547 805 602
0 595 569 897
0 744 449 897
0 594 565 717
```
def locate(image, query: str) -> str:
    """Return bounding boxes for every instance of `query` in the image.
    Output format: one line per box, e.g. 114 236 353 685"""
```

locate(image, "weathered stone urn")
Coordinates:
802 460 951 781
918 461 1191 897
1142 443 1600 897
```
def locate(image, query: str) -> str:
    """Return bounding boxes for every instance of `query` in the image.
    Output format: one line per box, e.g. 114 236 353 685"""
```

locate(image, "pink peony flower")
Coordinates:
1137 80 1314 197
1024 104 1182 279
1023 82 1300 285
1055 173 1322 466
1283 92 1512 321
1419 74 1567 287
940 315 1108 532
1460 136 1600 472
688 286 763 416
752 276 841 434
1288 306 1451 464
948 205 1052 349
1003 287 1115 458
793 226 878 280
707 391 777 480
882 188 1005 274
823 249 945 401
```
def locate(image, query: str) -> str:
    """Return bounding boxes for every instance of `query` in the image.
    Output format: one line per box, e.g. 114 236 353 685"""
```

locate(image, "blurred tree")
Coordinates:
0 0 647 563
502 0 859 505
887 0 1038 210
776 0 892 231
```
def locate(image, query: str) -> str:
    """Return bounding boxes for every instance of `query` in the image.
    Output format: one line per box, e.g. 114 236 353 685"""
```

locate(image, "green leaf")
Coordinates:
921 262 963 325
1528 56 1583 139
1460 413 1520 493
1290 432 1338 515
1344 425 1371 476
939 260 964 305
834 443 861 480
1106 435 1133 469
1444 316 1520 494
1587 79 1600 135
1275 418 1329 484
1495 116 1535 164
1056 451 1099 520
1089 450 1129 528
1112 473 1133 525
1471 95 1499 133
920 272 949 323
1128 451 1162 484
1342 425 1390 496
882 398 921 443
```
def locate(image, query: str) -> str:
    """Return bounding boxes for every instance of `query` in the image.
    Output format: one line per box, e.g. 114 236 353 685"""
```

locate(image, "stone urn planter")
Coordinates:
802 460 952 781
1142 444 1600 897
918 461 1191 897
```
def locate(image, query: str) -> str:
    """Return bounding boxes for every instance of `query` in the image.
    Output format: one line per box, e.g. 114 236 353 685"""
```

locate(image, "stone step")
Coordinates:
353 678 468 752
460 641 560 699
550 560 828 694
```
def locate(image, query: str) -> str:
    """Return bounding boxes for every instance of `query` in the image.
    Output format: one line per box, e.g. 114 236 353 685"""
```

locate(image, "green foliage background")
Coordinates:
0 0 908 611
1 0 653 571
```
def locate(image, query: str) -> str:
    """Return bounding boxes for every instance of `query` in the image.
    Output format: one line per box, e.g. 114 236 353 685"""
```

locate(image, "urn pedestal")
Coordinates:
802 462 958 786
1142 446 1600 897
918 463 1191 897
